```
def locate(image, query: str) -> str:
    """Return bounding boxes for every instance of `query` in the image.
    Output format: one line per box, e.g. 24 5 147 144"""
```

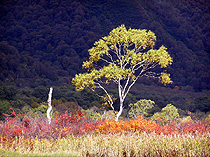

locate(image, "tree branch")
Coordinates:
132 60 146 71
143 72 160 78
123 69 145 100
99 57 114 65
93 82 115 112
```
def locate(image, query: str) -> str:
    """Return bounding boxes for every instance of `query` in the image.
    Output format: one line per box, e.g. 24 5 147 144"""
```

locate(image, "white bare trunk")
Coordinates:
47 87 53 124
115 101 123 122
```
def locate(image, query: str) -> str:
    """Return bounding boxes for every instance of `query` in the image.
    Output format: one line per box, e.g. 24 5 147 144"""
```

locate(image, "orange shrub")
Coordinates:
96 116 158 134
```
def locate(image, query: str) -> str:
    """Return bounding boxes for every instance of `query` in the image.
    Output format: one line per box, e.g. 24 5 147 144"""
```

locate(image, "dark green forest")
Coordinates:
0 0 210 120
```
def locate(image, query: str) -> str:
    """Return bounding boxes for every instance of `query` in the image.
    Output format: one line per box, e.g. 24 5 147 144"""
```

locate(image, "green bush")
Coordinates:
152 104 180 121
129 99 154 119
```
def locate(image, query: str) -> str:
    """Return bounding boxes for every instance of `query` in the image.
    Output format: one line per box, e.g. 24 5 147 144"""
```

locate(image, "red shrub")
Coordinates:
179 121 210 134
0 109 98 138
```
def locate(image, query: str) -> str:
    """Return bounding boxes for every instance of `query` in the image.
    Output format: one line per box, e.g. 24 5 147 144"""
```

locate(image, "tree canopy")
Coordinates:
72 25 172 121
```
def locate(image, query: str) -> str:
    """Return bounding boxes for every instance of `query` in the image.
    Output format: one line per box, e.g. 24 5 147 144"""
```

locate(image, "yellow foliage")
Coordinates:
182 116 192 123
205 114 210 122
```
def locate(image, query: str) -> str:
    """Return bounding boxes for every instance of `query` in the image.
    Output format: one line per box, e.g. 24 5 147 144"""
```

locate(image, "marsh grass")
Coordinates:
81 133 210 156
0 148 79 157
1 133 210 156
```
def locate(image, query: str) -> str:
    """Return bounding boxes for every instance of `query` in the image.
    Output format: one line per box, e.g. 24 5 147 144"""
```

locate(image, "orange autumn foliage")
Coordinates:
96 116 210 135
96 116 158 134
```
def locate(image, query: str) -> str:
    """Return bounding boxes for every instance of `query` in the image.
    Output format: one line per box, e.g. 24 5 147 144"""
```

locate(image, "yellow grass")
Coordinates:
0 133 210 156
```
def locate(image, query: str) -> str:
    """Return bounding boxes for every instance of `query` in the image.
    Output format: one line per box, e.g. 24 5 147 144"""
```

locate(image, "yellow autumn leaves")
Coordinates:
72 24 173 92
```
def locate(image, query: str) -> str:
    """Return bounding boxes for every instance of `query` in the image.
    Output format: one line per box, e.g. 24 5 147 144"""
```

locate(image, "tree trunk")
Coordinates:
47 87 53 124
115 101 123 121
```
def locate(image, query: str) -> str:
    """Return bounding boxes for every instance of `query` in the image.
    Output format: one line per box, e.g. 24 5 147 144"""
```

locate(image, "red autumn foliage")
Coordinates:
0 109 98 138
1 108 210 139
52 110 100 136
179 121 210 134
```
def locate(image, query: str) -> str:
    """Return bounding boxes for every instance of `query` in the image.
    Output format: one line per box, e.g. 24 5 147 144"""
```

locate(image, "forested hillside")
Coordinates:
1 0 210 91
0 0 210 119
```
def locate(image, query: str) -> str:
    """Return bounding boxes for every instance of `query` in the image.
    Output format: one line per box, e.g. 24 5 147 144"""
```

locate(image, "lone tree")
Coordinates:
72 25 172 121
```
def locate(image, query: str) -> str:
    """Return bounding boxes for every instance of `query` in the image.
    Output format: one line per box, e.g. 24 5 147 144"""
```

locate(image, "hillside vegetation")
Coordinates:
0 0 210 91
0 0 210 119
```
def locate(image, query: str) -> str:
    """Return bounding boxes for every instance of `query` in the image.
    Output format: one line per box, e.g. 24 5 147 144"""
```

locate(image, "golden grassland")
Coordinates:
0 133 210 157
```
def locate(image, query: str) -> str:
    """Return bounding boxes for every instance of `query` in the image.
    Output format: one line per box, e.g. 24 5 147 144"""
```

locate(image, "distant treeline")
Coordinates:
0 84 210 120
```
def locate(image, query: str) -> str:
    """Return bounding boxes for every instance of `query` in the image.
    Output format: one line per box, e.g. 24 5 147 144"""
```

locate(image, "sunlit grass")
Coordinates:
80 133 210 156
1 133 210 156
0 148 79 157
